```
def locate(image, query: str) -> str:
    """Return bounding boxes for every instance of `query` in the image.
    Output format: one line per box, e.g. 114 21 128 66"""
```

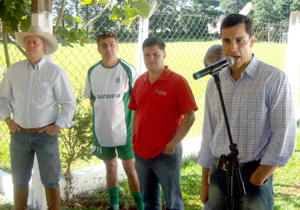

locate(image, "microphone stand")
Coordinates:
212 72 246 210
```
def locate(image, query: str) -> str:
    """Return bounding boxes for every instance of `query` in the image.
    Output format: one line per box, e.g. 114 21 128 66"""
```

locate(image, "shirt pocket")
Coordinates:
36 82 49 101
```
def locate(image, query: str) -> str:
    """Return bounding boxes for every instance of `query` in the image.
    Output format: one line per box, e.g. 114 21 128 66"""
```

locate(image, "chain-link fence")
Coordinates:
0 12 292 173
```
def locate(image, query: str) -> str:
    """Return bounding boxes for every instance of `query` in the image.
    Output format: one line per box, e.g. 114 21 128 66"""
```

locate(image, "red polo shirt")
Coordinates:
128 66 198 159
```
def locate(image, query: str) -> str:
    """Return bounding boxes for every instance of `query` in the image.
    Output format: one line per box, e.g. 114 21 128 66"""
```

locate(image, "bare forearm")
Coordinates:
200 167 211 204
166 110 195 151
5 117 12 125
250 165 278 185
202 167 211 185
132 112 136 135
5 117 21 133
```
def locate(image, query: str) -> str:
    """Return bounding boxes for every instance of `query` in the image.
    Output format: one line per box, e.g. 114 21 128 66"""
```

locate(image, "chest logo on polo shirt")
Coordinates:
115 77 120 83
155 89 167 96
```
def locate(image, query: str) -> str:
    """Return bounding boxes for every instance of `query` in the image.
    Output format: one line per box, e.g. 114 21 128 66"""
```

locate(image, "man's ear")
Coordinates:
250 35 255 47
42 43 47 52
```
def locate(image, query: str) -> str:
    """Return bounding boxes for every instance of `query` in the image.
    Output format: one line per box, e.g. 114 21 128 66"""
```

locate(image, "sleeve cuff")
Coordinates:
55 118 75 129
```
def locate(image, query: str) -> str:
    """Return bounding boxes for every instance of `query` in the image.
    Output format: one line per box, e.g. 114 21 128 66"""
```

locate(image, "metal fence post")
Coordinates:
285 11 300 109
136 17 149 75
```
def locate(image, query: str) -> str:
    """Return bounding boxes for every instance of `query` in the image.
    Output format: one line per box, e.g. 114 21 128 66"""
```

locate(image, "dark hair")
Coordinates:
204 44 224 67
220 14 253 37
142 37 166 52
96 31 118 46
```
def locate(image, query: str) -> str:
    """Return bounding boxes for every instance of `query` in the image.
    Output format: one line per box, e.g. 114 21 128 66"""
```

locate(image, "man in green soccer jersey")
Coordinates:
83 31 143 210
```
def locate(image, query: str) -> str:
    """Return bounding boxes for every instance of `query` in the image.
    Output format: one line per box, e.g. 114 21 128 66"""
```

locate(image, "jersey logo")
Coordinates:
97 94 121 99
155 89 167 96
115 77 120 83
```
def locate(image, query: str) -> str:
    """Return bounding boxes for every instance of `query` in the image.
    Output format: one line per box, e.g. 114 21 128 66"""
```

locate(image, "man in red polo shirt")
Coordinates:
128 37 198 210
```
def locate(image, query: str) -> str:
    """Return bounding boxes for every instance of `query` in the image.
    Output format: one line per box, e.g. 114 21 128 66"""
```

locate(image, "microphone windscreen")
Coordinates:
225 56 235 66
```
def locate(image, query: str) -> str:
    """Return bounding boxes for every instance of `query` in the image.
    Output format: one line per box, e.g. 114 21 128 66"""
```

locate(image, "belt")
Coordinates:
215 158 260 172
21 123 55 133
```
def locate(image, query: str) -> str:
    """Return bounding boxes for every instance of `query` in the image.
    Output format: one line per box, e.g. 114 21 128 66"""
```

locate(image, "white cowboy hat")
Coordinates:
15 25 58 55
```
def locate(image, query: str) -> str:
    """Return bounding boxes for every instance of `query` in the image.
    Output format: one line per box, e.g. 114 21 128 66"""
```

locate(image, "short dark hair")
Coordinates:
204 44 224 67
96 31 118 47
142 37 166 52
220 14 253 37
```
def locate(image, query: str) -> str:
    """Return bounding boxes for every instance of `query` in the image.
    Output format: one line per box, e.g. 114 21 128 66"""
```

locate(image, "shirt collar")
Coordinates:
26 57 46 71
144 65 171 82
223 54 259 79
158 66 171 80
243 54 259 78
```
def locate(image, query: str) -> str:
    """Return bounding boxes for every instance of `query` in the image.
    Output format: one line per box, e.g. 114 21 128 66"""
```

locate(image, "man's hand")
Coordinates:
162 110 195 155
200 184 209 205
39 124 61 136
163 142 177 154
6 118 21 133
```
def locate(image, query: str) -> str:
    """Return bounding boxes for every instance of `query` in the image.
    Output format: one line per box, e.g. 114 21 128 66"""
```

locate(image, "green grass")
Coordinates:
1 134 299 209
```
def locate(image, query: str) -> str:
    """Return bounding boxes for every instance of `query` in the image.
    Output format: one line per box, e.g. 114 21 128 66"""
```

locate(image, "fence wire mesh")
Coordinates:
0 12 291 173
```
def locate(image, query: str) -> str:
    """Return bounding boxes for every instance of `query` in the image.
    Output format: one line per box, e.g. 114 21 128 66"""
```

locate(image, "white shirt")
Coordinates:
0 58 76 128
83 59 137 147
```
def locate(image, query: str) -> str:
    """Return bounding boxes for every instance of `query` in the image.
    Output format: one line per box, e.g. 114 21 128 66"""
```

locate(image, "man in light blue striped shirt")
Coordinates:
0 25 76 209
198 14 296 210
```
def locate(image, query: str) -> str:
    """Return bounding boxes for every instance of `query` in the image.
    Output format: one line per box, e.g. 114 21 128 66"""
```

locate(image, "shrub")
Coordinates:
59 91 93 201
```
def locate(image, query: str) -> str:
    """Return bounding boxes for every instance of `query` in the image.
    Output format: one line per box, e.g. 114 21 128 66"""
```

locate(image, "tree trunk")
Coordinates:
75 0 79 30
82 2 111 29
7 33 26 56
54 0 66 33
63 158 73 202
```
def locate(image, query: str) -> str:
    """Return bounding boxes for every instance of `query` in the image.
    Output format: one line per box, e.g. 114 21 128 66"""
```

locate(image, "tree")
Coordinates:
59 92 93 201
252 0 300 21
0 0 152 69
220 0 250 14
0 0 31 67
149 0 222 40
0 0 31 33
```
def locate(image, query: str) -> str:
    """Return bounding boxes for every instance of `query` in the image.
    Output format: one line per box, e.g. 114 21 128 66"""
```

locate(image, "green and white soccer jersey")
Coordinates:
83 59 138 149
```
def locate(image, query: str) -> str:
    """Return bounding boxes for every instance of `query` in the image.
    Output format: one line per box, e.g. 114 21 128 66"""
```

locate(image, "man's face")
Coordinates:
25 36 46 59
221 23 255 72
97 37 118 60
143 45 166 73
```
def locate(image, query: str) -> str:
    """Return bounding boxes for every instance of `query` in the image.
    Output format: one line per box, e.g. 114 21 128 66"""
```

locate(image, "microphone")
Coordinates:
193 56 235 80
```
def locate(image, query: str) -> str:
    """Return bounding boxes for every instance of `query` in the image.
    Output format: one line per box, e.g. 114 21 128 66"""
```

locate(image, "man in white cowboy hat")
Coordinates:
0 25 76 210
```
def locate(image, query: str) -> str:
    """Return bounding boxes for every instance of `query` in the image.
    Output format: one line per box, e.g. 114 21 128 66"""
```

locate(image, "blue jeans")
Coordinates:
209 160 274 210
10 130 61 188
134 144 184 210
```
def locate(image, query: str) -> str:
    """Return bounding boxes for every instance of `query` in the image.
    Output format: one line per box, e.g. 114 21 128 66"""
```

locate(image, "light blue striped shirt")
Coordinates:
198 54 296 168
0 58 76 128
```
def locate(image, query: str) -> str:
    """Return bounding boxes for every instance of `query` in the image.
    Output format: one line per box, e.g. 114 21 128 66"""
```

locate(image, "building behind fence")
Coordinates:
0 12 293 175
